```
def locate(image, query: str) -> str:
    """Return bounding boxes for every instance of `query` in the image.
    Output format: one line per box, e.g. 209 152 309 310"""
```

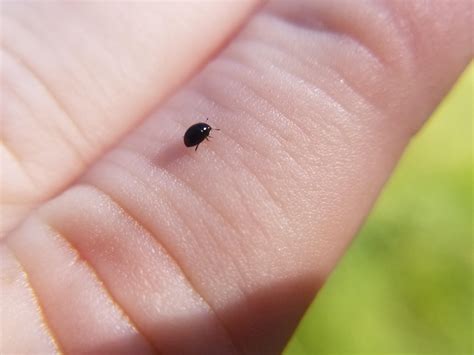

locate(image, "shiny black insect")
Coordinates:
183 120 219 151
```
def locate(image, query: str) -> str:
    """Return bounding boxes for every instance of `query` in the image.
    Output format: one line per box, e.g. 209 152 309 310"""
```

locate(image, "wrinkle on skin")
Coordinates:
0 1 263 236
0 245 59 353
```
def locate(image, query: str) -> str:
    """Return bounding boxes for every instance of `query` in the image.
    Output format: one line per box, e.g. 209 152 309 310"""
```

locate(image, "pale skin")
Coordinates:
0 0 472 353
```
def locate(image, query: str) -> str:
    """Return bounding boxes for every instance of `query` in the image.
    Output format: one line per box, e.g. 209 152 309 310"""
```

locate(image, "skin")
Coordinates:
0 0 472 353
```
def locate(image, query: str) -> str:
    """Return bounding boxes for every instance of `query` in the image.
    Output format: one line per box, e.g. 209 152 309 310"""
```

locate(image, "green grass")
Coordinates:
285 63 473 355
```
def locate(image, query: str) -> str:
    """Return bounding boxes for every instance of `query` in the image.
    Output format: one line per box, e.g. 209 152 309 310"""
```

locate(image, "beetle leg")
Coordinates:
195 144 199 151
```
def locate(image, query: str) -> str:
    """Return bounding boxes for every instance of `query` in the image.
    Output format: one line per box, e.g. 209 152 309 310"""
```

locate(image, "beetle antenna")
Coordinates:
206 117 220 130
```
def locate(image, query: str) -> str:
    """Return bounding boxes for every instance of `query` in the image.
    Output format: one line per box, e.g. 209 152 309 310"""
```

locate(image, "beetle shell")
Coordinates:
184 122 212 150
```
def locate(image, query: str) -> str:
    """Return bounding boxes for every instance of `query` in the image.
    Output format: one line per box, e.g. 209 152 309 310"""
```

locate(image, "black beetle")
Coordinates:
183 120 219 151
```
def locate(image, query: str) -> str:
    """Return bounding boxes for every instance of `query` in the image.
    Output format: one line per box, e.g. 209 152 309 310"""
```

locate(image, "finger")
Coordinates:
0 0 262 236
3 0 472 353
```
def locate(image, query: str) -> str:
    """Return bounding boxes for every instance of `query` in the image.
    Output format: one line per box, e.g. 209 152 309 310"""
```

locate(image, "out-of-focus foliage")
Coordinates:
285 64 473 355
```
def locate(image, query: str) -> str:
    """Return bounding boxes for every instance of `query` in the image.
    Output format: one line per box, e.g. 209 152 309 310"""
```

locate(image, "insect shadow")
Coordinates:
152 141 189 167
153 118 220 167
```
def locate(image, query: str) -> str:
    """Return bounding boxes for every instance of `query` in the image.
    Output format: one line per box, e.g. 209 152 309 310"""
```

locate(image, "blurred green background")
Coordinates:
285 63 473 355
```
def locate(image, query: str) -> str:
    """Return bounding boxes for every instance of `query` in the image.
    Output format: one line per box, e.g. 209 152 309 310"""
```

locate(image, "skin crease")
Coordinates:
0 0 262 236
0 0 472 354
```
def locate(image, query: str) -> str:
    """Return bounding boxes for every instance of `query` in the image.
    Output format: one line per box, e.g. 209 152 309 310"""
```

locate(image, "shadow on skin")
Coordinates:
83 276 321 354
152 141 190 167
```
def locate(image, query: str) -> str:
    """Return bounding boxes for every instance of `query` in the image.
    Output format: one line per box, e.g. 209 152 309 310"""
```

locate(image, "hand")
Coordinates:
1 1 471 353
